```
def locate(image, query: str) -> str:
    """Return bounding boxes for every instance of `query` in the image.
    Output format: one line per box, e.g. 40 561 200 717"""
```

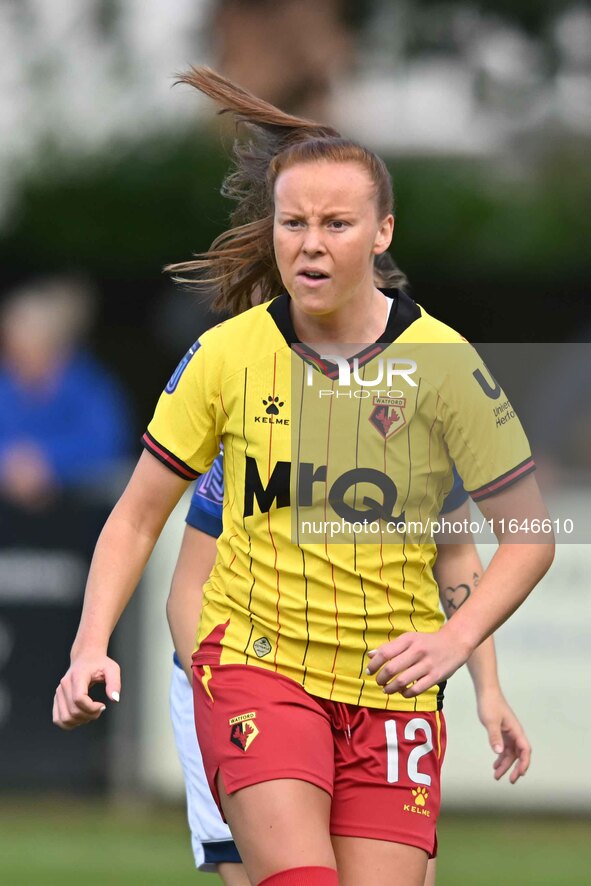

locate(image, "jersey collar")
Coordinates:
266 288 421 379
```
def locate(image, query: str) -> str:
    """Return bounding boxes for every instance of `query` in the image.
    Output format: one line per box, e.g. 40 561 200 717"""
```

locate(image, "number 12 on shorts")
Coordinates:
385 717 433 786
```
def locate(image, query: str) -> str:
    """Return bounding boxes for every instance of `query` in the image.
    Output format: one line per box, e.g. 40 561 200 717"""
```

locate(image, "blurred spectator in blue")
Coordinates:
0 277 131 508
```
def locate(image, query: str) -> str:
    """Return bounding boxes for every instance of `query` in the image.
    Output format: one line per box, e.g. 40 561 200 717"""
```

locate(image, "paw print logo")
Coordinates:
263 395 284 415
412 787 429 807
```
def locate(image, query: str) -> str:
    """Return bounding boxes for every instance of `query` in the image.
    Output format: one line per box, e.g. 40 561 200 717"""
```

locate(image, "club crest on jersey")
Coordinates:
229 712 259 751
369 395 407 439
165 340 201 394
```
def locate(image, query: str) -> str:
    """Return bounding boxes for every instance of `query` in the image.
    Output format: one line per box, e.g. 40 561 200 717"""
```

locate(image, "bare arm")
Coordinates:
433 502 500 696
441 474 554 650
367 474 554 698
433 504 531 782
433 516 498 695
53 450 190 729
166 525 218 681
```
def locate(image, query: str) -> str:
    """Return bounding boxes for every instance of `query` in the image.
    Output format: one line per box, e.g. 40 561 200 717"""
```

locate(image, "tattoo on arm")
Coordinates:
443 572 480 615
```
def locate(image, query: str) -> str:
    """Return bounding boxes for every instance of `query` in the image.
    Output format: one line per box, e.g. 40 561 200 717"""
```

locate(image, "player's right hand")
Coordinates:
52 654 121 730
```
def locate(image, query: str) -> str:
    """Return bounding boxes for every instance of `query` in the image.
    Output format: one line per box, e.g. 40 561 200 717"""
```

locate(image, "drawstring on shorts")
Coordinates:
335 702 352 744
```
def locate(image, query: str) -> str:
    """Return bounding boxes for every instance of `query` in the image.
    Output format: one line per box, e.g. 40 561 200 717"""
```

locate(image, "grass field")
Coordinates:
1 798 589 885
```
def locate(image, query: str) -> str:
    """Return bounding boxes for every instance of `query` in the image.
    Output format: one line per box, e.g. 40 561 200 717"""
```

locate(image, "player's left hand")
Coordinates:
366 627 471 697
476 688 531 784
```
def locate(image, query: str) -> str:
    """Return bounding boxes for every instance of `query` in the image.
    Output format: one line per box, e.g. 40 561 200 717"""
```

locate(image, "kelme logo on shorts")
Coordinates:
229 712 259 751
403 786 431 817
253 637 272 658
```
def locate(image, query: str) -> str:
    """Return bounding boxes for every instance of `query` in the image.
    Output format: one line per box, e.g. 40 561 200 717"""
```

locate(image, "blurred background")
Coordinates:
0 2 589 884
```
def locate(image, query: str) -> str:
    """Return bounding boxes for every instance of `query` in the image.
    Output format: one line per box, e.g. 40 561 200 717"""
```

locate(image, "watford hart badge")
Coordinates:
369 396 407 439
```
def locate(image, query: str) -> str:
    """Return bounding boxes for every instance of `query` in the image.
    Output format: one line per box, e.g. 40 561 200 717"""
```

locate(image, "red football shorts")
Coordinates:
193 662 446 857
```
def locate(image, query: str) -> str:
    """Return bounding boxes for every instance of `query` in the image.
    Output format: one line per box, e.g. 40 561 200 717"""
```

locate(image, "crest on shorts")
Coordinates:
369 396 407 439
229 712 259 751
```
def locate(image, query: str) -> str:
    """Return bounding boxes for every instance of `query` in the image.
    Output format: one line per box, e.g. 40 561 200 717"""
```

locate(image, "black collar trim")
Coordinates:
266 289 421 379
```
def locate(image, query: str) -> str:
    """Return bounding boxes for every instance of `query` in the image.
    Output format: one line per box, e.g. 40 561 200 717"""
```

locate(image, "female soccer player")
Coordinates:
53 68 553 886
168 454 531 886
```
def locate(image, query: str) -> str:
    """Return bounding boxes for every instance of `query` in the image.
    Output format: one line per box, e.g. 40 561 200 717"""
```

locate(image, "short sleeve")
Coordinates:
439 344 535 501
186 451 224 538
440 466 468 514
142 337 221 479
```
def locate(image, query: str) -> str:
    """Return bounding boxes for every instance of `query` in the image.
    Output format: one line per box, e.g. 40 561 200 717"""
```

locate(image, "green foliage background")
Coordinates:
1 128 589 422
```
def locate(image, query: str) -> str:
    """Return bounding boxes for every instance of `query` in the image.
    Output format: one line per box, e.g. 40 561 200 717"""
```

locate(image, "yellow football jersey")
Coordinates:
144 290 534 710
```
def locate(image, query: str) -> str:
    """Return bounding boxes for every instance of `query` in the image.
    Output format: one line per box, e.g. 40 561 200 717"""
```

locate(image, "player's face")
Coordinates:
273 160 393 321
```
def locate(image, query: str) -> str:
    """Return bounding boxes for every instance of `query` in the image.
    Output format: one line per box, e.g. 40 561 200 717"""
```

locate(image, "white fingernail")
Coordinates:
99 705 106 713
111 691 120 702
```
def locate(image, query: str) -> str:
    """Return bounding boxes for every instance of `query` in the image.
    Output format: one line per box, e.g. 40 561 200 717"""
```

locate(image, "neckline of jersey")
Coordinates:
266 288 421 378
